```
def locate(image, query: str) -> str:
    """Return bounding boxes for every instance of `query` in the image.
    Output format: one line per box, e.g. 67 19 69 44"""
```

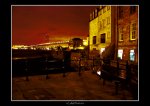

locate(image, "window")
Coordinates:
130 6 136 14
107 6 110 10
101 33 106 43
90 13 93 20
107 16 110 25
100 21 102 30
118 49 123 59
118 7 123 19
95 9 97 17
103 7 106 13
93 36 96 44
130 50 135 61
119 27 123 41
107 31 110 39
100 48 105 54
100 6 102 9
93 11 95 19
99 10 102 15
103 19 106 28
130 23 136 40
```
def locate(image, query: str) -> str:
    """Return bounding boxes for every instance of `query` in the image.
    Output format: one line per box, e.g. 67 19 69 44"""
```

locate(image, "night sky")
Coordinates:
12 6 99 45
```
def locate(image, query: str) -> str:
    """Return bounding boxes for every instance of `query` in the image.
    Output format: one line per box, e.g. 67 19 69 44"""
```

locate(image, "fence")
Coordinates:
12 56 138 99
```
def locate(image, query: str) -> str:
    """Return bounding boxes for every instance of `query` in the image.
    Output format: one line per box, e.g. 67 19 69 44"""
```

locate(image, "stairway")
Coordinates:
102 43 115 60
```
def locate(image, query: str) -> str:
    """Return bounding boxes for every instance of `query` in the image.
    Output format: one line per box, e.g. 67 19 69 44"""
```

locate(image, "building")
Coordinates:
117 6 138 63
89 6 117 59
89 8 99 51
89 5 138 63
69 38 84 50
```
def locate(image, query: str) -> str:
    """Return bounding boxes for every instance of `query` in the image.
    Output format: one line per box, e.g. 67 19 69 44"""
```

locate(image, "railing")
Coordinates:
12 56 64 80
12 56 138 99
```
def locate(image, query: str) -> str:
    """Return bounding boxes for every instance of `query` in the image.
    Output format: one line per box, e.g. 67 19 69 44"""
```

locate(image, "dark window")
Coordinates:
119 27 123 41
93 36 96 44
130 6 136 14
118 7 123 19
101 33 106 43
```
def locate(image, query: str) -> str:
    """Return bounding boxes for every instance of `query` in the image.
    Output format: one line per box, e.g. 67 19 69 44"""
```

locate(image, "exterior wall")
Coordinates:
98 6 114 51
89 6 138 63
117 6 138 63
89 16 99 50
89 6 117 55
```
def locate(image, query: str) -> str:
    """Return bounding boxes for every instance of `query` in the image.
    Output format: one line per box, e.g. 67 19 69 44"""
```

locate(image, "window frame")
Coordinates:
101 33 106 43
93 36 97 44
130 22 136 40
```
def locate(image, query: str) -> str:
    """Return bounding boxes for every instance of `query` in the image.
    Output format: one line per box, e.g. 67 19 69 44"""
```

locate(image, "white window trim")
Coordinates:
119 27 123 41
130 22 136 40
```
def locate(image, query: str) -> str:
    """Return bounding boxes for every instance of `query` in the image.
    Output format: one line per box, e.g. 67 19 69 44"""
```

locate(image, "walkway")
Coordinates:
12 70 134 101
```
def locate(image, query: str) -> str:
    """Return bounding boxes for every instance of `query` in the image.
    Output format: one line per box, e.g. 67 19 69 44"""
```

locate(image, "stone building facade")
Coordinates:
89 5 138 63
89 6 117 58
117 6 138 63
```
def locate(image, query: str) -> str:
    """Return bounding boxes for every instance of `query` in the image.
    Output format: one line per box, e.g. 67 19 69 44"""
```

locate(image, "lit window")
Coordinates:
118 49 123 59
101 48 105 54
119 27 123 41
130 50 135 61
130 23 136 40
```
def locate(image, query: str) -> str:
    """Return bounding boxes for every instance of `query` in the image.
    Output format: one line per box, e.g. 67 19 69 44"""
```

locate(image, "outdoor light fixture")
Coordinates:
97 70 101 76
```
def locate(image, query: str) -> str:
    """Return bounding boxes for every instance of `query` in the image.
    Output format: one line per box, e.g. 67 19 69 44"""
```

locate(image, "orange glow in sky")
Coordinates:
12 6 99 45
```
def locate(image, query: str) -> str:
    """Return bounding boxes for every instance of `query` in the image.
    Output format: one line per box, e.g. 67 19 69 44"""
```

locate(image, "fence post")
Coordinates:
92 57 95 73
25 59 29 81
126 61 130 85
114 59 120 94
117 59 119 76
78 58 81 76
45 57 49 79
63 59 66 77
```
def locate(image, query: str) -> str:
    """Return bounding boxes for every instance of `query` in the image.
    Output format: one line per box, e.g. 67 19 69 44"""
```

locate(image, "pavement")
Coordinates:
12 70 135 101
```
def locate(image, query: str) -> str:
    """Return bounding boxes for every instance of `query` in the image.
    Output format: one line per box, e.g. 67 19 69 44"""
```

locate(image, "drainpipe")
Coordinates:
115 6 118 60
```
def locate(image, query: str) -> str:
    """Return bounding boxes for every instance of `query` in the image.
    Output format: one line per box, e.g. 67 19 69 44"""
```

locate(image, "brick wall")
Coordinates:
117 6 138 63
